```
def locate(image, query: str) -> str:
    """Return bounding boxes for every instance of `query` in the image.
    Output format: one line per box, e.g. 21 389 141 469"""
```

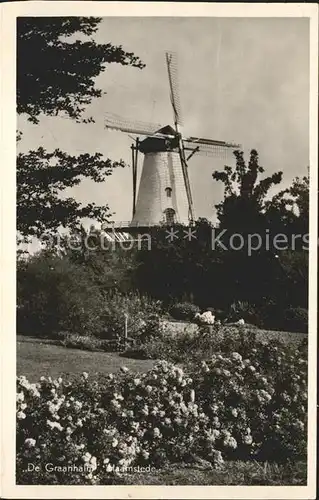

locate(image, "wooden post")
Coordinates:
134 139 139 209
131 138 139 218
131 144 136 217
124 314 128 349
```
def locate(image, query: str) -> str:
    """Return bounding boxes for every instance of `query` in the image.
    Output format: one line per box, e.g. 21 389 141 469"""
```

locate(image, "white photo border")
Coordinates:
1 2 318 499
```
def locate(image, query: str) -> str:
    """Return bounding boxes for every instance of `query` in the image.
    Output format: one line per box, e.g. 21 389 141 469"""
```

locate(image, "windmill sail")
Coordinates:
185 136 240 148
105 112 163 136
102 50 241 231
166 51 194 221
166 52 183 128
184 136 241 159
184 145 236 159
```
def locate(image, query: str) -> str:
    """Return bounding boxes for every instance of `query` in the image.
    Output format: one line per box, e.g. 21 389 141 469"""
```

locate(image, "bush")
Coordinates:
58 332 121 352
16 337 307 484
17 251 163 344
17 255 106 337
125 325 259 366
227 301 263 327
192 341 307 462
169 302 200 322
281 307 308 334
99 292 163 342
126 335 183 362
206 308 227 321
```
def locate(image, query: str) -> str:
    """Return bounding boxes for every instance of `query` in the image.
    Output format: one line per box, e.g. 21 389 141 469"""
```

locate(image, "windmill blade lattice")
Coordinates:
184 145 235 160
105 112 163 136
102 49 242 229
166 52 183 128
184 137 241 159
166 51 194 221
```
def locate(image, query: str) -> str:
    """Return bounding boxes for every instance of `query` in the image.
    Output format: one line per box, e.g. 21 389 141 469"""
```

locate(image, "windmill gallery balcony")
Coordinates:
101 219 197 231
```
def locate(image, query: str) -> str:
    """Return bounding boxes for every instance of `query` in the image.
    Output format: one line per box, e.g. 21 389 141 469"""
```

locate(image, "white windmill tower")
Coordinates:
104 52 241 231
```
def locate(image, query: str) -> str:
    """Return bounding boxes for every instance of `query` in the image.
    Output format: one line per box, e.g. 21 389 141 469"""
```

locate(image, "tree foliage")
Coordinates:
58 226 138 294
17 148 125 238
132 152 309 314
17 17 145 123
212 149 283 231
265 171 309 235
209 150 309 312
17 252 106 336
133 220 221 306
17 17 145 239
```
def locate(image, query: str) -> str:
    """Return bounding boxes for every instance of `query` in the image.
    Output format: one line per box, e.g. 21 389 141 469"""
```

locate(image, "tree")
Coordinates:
17 251 106 336
133 220 223 307
59 226 138 294
212 151 309 314
17 17 145 240
212 150 280 308
212 149 283 232
17 148 125 238
265 170 309 236
17 17 144 123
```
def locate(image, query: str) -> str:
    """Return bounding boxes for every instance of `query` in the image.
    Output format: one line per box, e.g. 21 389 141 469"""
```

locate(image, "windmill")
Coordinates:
104 52 241 229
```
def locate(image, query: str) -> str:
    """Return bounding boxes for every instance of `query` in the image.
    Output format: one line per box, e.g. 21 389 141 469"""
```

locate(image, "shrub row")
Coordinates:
17 255 162 340
17 252 308 340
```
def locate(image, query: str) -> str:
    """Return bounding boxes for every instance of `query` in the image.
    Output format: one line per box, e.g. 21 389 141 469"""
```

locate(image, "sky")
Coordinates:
18 16 310 229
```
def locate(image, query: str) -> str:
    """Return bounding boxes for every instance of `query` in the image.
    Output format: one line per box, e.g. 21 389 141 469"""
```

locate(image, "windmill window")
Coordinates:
165 187 172 198
164 208 176 225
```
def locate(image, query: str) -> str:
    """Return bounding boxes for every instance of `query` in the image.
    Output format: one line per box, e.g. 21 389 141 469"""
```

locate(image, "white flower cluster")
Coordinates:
195 311 215 325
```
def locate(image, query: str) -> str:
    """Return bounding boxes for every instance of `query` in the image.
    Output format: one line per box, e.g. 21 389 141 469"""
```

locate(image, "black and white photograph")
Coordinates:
1 2 318 498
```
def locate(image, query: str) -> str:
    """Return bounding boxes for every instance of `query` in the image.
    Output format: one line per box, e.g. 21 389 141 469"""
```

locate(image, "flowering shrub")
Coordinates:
125 324 255 365
17 337 307 485
193 341 307 462
17 365 215 484
195 311 215 325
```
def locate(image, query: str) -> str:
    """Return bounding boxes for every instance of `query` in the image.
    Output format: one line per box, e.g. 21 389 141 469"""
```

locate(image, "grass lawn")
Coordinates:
17 337 155 381
17 323 306 382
